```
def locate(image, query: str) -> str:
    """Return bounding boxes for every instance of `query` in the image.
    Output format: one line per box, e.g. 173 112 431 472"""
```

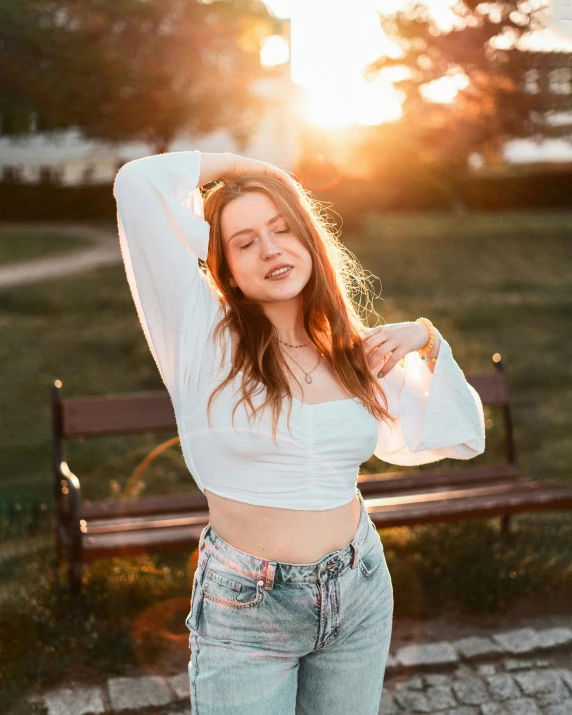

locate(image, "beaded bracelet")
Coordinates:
416 317 436 357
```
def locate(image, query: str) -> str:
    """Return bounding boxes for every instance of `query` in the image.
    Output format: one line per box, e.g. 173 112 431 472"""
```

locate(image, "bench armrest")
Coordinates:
55 460 82 525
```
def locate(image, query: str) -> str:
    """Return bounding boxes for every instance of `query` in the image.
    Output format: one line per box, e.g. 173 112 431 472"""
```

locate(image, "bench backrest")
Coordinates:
51 353 515 461
54 387 177 438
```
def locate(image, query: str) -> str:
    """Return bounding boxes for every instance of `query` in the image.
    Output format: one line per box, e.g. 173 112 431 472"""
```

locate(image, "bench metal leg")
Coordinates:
65 521 84 595
69 560 83 595
55 530 63 566
500 514 511 535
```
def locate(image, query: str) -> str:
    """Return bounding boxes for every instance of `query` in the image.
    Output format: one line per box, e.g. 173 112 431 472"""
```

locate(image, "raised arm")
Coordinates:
113 150 234 401
373 334 486 466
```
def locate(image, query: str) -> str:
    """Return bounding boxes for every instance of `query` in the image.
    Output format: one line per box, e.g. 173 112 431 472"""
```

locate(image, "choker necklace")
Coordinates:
277 337 310 348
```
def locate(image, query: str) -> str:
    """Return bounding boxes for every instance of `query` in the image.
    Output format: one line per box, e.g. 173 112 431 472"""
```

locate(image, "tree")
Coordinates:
0 0 282 152
365 0 572 168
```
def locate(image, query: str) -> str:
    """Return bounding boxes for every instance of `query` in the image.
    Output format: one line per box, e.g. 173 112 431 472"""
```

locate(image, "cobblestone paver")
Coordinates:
22 626 572 714
379 657 572 715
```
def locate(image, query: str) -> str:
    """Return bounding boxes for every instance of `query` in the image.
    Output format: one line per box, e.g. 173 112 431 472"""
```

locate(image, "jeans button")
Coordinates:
257 580 264 586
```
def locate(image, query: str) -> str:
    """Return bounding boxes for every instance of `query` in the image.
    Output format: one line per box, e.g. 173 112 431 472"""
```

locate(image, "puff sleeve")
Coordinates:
113 150 222 401
373 335 486 466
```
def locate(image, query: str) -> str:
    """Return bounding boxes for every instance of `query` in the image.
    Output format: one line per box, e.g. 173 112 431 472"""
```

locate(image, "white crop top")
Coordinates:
113 150 486 511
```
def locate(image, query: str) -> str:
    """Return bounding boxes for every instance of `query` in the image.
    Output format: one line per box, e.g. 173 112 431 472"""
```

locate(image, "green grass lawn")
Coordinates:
0 230 92 265
1 211 571 709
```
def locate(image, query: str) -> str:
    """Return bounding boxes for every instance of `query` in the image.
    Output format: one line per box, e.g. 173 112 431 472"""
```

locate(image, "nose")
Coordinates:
259 230 282 258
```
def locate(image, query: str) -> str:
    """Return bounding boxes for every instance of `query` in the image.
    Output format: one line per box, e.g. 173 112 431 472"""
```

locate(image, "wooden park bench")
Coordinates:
51 354 572 593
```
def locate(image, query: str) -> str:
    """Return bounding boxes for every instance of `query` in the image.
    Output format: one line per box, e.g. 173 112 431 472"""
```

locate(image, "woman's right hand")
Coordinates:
225 153 298 189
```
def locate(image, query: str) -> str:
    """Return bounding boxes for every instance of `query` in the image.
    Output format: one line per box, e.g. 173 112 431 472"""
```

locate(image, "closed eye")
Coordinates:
239 229 289 250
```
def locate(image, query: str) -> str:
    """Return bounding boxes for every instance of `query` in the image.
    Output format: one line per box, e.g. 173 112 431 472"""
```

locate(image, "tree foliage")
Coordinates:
366 0 572 166
0 0 281 152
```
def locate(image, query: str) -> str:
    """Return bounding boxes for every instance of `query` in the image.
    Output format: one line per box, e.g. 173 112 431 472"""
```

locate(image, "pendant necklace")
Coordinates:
277 338 323 384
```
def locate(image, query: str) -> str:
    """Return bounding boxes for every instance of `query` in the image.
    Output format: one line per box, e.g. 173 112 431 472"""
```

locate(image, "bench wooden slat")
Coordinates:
82 480 556 535
84 480 524 533
465 372 509 405
82 523 206 560
365 479 554 509
83 483 569 536
80 478 564 533
357 464 521 494
86 512 210 534
81 491 207 519
368 487 572 528
82 481 568 535
62 391 176 438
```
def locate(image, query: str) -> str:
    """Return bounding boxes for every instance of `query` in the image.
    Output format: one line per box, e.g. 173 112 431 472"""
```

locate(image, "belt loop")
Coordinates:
198 523 211 550
263 561 276 590
350 541 359 569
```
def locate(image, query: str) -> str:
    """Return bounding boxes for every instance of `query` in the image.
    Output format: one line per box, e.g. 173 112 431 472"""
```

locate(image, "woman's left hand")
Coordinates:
360 321 437 377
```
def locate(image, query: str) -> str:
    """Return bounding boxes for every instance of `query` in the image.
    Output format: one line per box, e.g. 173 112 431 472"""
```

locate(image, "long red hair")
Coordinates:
199 172 396 442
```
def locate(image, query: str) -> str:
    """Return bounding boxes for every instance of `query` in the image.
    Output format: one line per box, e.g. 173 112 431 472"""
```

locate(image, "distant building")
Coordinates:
0 56 302 185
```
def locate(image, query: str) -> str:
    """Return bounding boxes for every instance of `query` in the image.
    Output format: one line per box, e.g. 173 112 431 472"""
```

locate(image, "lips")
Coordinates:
265 264 293 279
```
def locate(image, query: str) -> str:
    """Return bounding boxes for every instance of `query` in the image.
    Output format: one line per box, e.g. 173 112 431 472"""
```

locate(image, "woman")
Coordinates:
113 150 485 714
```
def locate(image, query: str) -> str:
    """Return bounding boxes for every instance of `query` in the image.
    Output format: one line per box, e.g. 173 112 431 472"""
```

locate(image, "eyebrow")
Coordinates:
228 213 284 243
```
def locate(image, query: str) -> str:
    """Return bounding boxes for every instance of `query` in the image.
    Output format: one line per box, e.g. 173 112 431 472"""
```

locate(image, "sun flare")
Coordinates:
302 81 402 128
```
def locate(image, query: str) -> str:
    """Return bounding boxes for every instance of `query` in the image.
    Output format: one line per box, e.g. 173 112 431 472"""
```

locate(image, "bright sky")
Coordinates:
261 0 572 127
262 0 404 126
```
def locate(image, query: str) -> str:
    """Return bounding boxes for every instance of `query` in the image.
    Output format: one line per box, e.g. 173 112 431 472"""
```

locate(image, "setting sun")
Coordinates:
302 80 402 127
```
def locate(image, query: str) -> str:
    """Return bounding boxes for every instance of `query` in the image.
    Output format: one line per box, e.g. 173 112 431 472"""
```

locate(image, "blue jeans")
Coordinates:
185 488 394 714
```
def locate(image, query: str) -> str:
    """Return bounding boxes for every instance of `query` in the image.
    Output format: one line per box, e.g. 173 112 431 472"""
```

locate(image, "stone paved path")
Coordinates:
0 222 120 289
21 626 572 714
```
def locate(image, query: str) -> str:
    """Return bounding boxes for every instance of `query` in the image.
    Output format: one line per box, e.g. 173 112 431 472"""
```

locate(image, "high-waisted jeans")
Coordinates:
185 488 394 714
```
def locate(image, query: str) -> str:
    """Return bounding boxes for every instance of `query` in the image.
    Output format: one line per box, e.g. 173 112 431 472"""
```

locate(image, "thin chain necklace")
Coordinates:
277 338 323 384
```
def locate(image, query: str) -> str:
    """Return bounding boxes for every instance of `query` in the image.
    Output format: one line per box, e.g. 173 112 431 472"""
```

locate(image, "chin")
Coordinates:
269 280 307 296
249 285 303 303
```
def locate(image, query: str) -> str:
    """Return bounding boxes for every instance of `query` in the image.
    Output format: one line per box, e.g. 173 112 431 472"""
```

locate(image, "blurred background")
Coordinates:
1 0 571 711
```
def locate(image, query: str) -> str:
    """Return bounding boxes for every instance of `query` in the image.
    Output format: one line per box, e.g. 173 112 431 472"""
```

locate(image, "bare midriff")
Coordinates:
204 488 362 564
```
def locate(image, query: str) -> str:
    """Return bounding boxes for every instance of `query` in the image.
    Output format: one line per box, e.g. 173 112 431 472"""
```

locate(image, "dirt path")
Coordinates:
0 222 121 289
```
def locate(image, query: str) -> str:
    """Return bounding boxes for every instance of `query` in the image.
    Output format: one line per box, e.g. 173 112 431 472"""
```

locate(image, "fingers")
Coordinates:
366 336 395 376
362 326 388 361
375 351 402 377
361 325 384 344
262 162 298 189
230 155 298 190
360 325 401 376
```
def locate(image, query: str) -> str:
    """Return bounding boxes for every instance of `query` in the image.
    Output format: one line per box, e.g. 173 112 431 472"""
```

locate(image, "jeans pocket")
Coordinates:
358 530 385 579
203 560 265 609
